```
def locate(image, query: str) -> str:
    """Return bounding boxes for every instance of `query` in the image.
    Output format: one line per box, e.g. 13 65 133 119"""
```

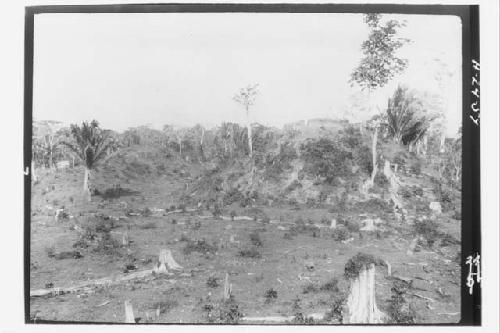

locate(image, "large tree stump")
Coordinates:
344 264 385 324
154 249 182 274
124 300 135 323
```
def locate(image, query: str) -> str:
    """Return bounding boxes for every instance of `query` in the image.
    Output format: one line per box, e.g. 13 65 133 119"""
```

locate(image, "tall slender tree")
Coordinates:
62 120 114 202
350 13 409 187
233 84 259 158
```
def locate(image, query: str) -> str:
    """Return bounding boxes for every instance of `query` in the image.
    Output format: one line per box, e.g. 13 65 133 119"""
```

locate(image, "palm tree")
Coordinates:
62 120 114 202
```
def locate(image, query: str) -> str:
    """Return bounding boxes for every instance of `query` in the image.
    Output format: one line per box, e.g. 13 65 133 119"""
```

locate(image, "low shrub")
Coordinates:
320 278 339 292
202 297 243 324
344 252 383 280
150 300 178 315
249 231 263 247
413 219 440 247
292 312 315 324
212 204 223 218
264 288 278 303
238 247 262 259
139 222 157 229
323 294 346 323
223 188 244 206
206 276 220 288
302 283 319 294
141 207 152 217
387 280 416 324
183 239 218 255
331 227 350 242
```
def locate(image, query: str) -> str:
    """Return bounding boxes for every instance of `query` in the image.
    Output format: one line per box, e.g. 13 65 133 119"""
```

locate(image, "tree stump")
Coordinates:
124 300 135 323
154 249 183 274
223 273 232 300
344 264 385 324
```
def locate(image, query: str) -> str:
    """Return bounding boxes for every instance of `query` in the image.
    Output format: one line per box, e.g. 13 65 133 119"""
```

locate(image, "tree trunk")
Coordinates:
247 107 253 158
439 133 446 153
369 126 379 186
83 168 91 202
200 128 205 160
31 160 38 183
49 148 54 170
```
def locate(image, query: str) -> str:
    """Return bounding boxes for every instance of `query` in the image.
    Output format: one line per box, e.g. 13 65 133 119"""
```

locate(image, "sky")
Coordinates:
33 13 462 136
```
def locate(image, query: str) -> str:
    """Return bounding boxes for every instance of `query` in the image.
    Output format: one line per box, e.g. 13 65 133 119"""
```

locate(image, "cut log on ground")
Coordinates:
241 313 325 323
30 268 156 298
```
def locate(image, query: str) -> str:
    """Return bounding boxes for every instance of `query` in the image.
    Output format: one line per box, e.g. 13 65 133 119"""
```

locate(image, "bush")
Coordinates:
292 312 315 324
223 188 244 206
409 159 422 175
263 142 298 180
212 204 223 218
206 276 220 288
285 179 302 193
45 245 56 258
249 231 263 247
353 145 372 175
320 278 339 292
413 219 440 247
203 297 243 324
150 300 178 315
183 239 218 255
374 172 389 187
344 253 383 280
323 295 345 323
264 288 278 303
387 280 416 324
332 227 350 242
100 185 138 199
300 138 353 184
302 283 319 294
238 247 262 258
92 232 122 255
139 222 157 229
141 207 152 217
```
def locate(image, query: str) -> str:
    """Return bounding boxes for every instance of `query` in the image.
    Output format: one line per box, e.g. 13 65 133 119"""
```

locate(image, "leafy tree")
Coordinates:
350 13 409 187
33 120 65 169
350 14 409 91
62 120 114 201
233 84 259 158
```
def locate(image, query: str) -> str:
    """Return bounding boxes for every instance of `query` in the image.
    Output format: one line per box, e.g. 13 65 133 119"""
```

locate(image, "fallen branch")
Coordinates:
411 293 435 302
241 313 324 323
30 268 155 298
31 249 182 298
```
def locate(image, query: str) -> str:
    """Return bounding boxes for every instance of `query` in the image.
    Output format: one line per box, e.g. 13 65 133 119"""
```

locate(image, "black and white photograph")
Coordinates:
17 2 490 327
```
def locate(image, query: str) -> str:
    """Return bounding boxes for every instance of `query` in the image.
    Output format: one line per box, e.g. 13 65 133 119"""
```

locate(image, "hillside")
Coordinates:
29 120 461 324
